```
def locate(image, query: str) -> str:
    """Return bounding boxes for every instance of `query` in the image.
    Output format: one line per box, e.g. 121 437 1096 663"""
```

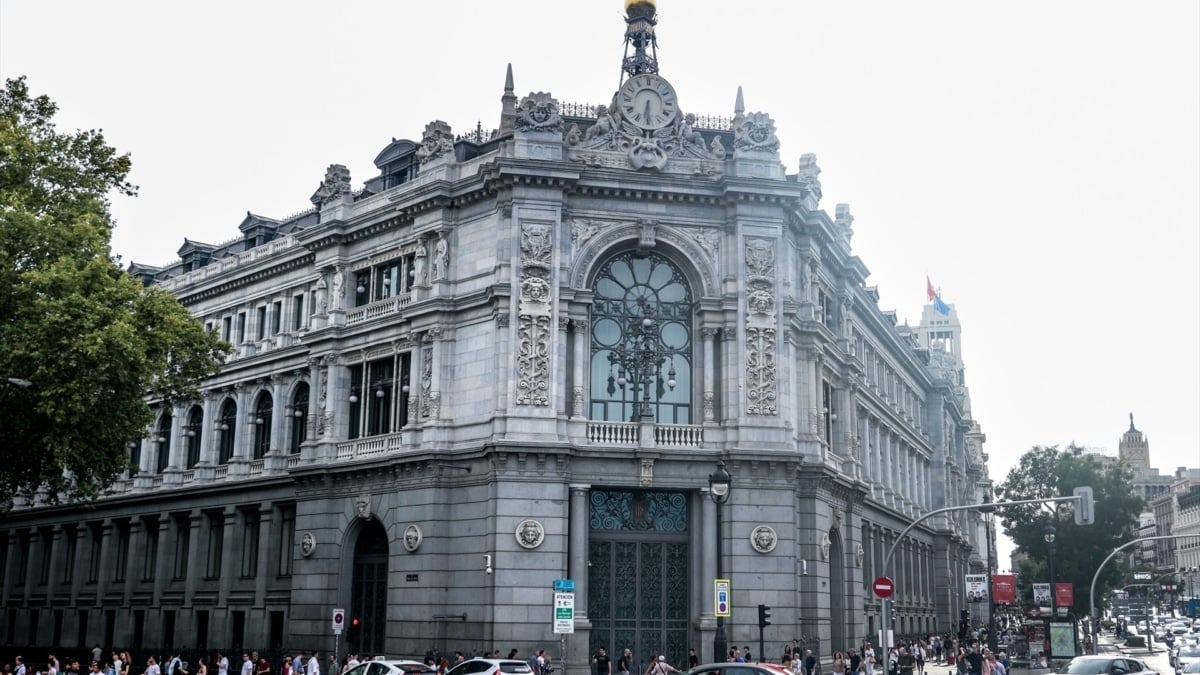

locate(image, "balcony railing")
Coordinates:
587 420 639 445
654 423 704 448
336 432 407 460
584 420 704 448
345 294 412 325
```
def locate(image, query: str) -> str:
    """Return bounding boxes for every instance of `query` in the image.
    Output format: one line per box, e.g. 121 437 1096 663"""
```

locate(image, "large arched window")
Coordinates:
289 383 309 455
217 399 237 464
155 413 172 473
184 406 204 468
589 250 693 423
252 392 273 459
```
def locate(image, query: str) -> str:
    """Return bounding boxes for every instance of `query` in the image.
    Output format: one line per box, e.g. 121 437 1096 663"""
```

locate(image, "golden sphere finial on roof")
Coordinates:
625 0 656 19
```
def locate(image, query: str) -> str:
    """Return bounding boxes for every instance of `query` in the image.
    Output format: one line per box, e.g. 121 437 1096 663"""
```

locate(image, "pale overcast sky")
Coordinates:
3 1 1198 567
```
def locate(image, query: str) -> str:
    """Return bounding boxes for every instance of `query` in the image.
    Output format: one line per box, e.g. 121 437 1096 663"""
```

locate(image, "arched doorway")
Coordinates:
351 519 389 655
830 529 846 653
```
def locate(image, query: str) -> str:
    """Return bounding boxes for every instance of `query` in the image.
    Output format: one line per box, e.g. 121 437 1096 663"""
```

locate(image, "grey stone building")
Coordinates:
0 1 990 667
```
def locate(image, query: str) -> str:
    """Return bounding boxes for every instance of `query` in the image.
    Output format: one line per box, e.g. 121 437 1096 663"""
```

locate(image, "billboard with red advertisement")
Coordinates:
992 574 1017 603
1054 582 1074 607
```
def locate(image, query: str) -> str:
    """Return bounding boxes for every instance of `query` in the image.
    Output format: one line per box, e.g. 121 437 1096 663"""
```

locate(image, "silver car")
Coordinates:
1062 656 1156 675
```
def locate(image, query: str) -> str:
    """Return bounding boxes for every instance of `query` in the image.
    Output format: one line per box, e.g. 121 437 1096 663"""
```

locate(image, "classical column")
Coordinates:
44 525 65 603
153 514 174 606
217 508 237 606
568 485 590 621
23 528 42 604
93 520 114 605
70 524 93 606
183 510 203 607
169 403 187 469
122 518 145 606
323 355 338 438
233 383 249 459
270 376 286 453
253 504 273 607
701 328 717 422
427 326 445 419
200 392 218 466
700 488 717 622
571 320 588 418
0 531 17 607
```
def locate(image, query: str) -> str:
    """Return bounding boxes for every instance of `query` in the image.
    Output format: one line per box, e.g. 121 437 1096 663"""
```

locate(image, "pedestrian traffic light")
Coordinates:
757 604 772 628
347 616 360 643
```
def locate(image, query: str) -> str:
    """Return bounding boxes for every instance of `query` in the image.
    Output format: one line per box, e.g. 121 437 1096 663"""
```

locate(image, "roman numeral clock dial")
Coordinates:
618 74 679 130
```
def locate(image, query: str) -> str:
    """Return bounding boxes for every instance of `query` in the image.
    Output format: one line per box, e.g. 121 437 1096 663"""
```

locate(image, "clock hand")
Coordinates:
644 99 652 123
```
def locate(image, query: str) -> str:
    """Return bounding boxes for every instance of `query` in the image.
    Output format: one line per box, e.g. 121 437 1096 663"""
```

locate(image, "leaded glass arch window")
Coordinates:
590 251 693 423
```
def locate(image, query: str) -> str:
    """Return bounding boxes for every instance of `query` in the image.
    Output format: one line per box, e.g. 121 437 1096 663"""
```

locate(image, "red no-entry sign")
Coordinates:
873 576 895 598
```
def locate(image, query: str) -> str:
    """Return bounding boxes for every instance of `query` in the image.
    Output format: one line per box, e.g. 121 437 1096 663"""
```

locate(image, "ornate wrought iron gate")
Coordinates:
588 491 690 671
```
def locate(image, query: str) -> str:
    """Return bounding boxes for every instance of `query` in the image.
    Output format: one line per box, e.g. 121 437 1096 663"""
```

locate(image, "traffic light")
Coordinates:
346 616 361 643
1074 486 1095 525
757 604 772 628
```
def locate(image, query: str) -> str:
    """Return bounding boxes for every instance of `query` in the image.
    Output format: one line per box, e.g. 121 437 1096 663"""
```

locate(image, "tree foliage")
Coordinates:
0 76 229 509
995 444 1144 615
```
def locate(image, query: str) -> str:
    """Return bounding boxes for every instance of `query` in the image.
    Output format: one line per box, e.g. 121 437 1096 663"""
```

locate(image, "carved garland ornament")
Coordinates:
744 237 778 415
516 222 554 406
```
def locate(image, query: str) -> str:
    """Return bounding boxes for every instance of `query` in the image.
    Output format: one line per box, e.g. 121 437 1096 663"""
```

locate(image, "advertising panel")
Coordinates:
1032 583 1051 605
992 574 1016 604
1053 582 1074 608
966 574 988 602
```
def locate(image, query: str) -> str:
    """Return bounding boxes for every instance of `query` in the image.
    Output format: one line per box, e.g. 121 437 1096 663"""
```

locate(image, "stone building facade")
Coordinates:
0 3 990 667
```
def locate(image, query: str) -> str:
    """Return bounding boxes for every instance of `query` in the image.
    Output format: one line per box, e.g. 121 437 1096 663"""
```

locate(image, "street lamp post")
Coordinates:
986 511 997 653
1044 524 1057 617
710 461 732 663
608 297 678 421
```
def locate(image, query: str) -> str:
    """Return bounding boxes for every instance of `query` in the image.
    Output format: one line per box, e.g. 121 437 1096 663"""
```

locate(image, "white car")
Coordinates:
1177 647 1200 675
445 660 536 675
344 660 437 675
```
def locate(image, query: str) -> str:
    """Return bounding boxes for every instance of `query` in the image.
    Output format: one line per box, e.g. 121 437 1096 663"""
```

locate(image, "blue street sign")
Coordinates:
554 578 576 592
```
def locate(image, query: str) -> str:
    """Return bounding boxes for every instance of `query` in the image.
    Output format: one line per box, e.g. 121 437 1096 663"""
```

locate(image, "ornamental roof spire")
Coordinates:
622 0 659 82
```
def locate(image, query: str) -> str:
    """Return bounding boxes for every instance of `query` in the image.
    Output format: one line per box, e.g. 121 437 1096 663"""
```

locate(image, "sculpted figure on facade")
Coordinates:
516 222 553 407
585 104 616 142
331 266 345 309
403 525 422 552
412 239 427 286
354 493 371 520
797 153 823 202
416 120 454 165
432 236 448 281
314 276 328 315
515 519 545 549
710 135 726 159
514 92 563 134
310 164 352 207
563 123 582 147
750 525 778 554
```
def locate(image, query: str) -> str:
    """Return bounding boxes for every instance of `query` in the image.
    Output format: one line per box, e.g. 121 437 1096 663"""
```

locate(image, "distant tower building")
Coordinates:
1120 413 1151 469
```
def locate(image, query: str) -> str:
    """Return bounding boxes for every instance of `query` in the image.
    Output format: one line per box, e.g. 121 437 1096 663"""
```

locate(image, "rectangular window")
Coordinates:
348 364 364 439
271 301 282 335
278 506 295 577
205 515 223 579
61 527 77 585
174 517 190 580
291 295 304 330
236 312 247 343
241 511 260 578
114 523 129 582
256 306 267 340
142 519 159 581
222 317 232 342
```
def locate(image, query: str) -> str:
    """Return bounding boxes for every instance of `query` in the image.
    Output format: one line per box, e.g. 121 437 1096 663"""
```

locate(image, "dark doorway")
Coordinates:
830 529 846 654
351 519 389 655
587 491 690 671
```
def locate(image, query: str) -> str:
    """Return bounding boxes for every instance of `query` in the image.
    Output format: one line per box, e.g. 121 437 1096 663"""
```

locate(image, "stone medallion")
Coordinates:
750 525 777 554
515 519 545 549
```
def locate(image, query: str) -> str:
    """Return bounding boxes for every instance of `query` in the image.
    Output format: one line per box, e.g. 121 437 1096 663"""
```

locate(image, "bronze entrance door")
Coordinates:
587 491 690 672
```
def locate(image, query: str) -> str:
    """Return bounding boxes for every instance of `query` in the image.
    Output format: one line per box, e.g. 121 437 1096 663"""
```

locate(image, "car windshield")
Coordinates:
1063 660 1116 675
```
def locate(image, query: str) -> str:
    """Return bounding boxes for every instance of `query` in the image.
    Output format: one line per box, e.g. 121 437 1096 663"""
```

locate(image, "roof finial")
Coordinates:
499 63 518 135
621 0 659 81
735 86 745 115
1129 412 1136 432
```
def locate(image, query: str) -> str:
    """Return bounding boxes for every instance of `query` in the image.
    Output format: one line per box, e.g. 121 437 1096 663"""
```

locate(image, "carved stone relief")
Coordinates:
750 525 778 554
419 345 433 418
744 238 778 415
516 222 554 406
515 519 545 549
515 92 563 134
416 120 454 165
403 524 423 552
566 103 723 173
734 112 781 153
310 164 351 207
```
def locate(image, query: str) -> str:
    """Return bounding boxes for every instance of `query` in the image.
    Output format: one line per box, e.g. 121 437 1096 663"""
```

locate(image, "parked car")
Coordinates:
344 661 437 675
1182 661 1200 674
445 659 535 675
685 664 807 675
1061 655 1156 675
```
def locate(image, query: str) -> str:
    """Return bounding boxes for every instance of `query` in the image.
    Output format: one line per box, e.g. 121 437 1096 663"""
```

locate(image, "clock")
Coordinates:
618 74 679 130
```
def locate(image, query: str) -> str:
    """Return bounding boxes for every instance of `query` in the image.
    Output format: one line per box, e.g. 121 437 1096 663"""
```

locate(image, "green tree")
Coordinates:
995 444 1143 616
0 76 229 509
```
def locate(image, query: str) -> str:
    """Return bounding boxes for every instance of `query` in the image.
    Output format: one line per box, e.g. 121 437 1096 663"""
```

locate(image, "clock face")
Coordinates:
619 74 679 130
